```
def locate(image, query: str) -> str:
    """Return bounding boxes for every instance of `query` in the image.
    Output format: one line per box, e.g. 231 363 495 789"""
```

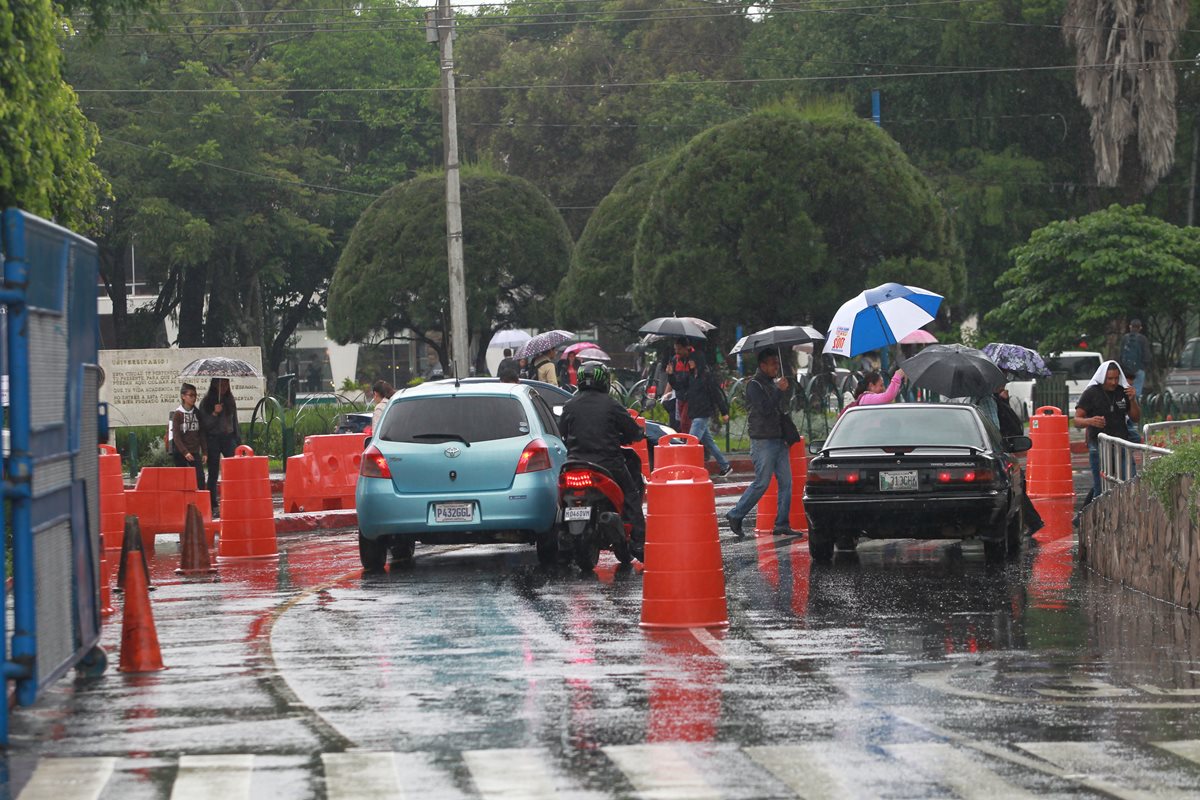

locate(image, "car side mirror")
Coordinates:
808 439 825 454
1006 435 1032 453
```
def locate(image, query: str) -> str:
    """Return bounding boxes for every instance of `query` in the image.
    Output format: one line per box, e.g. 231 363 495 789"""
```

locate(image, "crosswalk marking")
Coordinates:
886 742 1038 800
1017 741 1196 800
1154 739 1200 766
602 744 720 800
463 748 570 799
169 754 254 800
16 757 115 800
322 752 404 799
744 745 852 800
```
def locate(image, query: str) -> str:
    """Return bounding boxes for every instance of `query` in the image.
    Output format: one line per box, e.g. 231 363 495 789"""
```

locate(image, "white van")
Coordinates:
1006 350 1103 419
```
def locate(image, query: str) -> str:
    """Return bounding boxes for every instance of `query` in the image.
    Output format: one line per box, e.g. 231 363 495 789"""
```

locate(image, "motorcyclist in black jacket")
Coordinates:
558 361 647 547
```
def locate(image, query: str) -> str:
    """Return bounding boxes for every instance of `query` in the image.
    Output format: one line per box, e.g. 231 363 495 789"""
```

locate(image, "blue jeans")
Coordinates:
1086 437 1101 504
689 417 730 471
1133 368 1146 398
727 438 791 526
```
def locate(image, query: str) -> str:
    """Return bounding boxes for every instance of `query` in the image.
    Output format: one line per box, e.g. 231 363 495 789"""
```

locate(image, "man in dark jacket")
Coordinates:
559 362 646 545
725 350 794 537
680 351 732 477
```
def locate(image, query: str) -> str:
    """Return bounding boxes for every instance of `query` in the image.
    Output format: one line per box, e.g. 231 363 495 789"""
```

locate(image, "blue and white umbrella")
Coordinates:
822 283 943 358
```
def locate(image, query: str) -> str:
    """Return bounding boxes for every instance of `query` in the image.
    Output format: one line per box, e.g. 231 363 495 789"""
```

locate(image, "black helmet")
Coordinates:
576 361 611 393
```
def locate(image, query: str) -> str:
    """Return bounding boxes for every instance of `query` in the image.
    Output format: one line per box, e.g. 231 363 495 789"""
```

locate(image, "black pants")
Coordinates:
206 433 239 501
172 450 205 493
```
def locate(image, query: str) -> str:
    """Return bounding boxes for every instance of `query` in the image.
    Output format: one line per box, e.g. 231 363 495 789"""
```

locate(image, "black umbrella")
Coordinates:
179 357 263 379
638 316 713 340
515 329 575 360
902 343 1005 398
728 325 824 355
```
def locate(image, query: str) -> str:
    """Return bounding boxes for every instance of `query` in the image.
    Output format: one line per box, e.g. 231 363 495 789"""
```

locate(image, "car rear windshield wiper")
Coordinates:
411 433 471 446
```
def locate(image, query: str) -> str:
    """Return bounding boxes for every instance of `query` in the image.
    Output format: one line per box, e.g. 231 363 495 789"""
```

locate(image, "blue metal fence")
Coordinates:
0 209 105 745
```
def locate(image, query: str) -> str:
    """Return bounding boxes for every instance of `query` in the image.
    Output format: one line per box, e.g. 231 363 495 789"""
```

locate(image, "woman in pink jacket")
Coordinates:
854 369 906 406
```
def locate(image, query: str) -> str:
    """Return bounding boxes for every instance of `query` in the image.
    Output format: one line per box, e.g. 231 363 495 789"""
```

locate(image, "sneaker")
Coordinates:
717 464 734 478
726 514 746 538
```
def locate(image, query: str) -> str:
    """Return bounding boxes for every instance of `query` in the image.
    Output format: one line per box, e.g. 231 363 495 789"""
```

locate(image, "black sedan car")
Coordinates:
803 403 1031 563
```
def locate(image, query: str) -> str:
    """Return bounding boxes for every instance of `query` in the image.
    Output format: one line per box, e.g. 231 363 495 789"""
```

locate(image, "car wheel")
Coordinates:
1005 506 1023 555
573 529 601 572
835 533 858 551
808 525 835 563
982 523 1009 563
389 537 416 564
535 529 559 565
358 532 388 571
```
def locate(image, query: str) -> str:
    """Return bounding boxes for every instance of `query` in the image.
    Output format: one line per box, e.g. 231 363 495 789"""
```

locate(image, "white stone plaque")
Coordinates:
99 347 266 428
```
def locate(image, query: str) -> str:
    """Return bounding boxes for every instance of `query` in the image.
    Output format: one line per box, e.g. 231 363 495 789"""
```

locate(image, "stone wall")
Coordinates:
1078 476 1200 613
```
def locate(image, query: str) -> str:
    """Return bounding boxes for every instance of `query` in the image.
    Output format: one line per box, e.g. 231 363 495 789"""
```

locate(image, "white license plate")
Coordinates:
563 506 592 522
433 502 474 523
879 470 919 491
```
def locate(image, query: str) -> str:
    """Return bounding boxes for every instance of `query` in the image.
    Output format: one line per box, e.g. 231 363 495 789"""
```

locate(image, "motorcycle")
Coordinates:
554 453 643 571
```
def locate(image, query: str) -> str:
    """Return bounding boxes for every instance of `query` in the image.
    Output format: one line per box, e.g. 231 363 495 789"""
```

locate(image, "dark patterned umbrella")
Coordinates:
179 357 262 379
516 329 575 360
981 342 1051 379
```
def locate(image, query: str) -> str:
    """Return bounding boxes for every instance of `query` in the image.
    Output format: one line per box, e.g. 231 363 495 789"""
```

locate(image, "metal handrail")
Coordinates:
1142 418 1200 449
1097 432 1172 489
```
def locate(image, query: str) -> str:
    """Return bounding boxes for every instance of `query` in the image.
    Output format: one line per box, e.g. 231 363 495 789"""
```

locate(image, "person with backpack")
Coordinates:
1119 319 1152 398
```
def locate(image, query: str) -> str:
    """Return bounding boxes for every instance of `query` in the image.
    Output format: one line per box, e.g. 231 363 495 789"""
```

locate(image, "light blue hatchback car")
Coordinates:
355 381 568 569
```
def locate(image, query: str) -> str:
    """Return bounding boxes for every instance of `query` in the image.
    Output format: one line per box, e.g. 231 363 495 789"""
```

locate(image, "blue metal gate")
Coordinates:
0 209 105 745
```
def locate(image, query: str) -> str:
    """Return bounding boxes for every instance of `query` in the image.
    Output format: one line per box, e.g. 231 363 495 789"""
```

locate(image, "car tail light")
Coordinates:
808 468 861 485
361 445 392 479
845 472 860 484
517 439 552 473
561 470 594 488
937 468 994 484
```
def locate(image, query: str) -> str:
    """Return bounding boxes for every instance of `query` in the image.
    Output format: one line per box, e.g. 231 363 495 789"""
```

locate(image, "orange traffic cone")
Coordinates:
116 515 152 593
754 478 779 534
218 446 278 558
1026 406 1074 498
176 504 216 575
118 545 165 673
654 434 705 470
640 463 728 629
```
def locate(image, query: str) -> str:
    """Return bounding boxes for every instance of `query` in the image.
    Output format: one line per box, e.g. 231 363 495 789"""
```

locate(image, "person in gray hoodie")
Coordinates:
171 383 206 490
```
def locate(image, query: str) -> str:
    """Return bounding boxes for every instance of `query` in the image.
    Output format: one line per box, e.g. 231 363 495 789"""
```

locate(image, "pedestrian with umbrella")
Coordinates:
667 338 733 478
724 349 799 538
181 357 261 516
517 330 575 387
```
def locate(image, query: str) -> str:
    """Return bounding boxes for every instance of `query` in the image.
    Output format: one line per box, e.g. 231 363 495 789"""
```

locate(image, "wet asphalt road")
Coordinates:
4 497 1200 799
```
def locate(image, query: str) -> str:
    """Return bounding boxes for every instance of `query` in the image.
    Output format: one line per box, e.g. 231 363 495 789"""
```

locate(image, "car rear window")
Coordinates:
830 407 986 449
379 396 529 444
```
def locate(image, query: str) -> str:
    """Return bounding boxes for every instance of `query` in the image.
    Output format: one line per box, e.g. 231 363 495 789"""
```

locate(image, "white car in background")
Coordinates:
1006 351 1103 419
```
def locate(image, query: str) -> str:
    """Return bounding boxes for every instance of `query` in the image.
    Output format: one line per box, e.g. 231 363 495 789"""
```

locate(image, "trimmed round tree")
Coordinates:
328 168 572 370
632 105 963 333
556 156 669 334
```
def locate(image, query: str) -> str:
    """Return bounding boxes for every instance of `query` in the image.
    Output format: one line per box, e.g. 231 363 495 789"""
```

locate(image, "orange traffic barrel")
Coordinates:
1026 406 1073 498
218 445 278 558
654 433 705 470
98 444 127 551
754 478 781 534
640 463 728 629
626 409 650 479
788 439 808 533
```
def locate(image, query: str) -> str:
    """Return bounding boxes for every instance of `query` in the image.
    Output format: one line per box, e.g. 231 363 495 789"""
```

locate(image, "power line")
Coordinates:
75 57 1199 95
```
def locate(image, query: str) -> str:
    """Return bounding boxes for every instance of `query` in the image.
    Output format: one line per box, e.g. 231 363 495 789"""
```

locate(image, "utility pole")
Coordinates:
428 0 469 375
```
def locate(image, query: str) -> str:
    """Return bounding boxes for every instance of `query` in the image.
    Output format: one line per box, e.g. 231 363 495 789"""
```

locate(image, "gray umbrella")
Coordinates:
639 316 713 340
179 357 262 379
902 344 1005 398
516 329 575 360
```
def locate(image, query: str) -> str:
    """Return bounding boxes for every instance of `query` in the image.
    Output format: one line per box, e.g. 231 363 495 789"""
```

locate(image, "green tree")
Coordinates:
988 204 1200 375
0 1 108 231
327 168 573 374
632 105 964 340
556 155 668 335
